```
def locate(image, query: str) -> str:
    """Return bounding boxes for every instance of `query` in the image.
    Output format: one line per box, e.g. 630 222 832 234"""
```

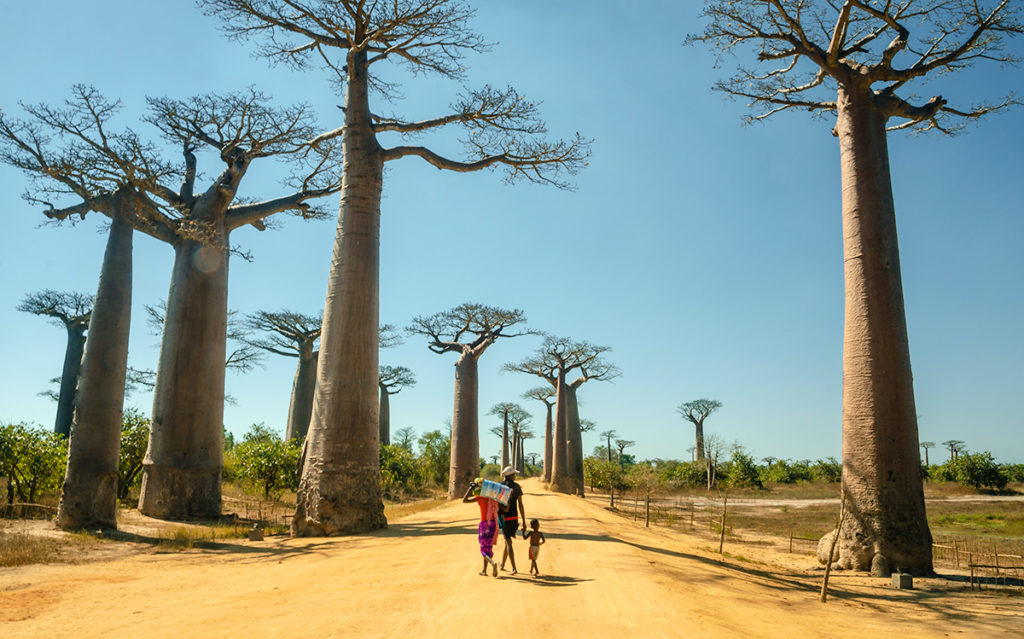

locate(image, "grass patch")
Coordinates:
928 501 1024 538
0 529 102 567
384 498 445 520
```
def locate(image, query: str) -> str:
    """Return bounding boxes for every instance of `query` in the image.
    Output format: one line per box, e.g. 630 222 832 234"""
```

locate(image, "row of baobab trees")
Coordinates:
3 0 1022 578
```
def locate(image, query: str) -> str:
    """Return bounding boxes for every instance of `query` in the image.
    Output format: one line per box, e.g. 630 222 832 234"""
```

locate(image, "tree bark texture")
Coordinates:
834 83 932 576
378 384 390 446
447 353 479 499
56 215 132 529
542 402 553 483
501 412 510 470
139 234 228 519
54 323 87 437
695 422 706 462
565 383 584 496
293 51 387 535
548 373 573 493
286 348 319 442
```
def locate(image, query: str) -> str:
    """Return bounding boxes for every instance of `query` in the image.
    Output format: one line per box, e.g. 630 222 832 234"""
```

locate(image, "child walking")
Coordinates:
522 518 546 576
463 480 500 577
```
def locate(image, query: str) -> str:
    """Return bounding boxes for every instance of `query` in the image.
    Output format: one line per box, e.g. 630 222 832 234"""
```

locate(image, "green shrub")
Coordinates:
417 429 451 487
811 457 842 483
760 459 813 484
1004 463 1024 483
584 457 627 491
658 459 705 487
728 451 763 488
935 452 1008 491
118 408 151 500
0 422 67 504
379 444 424 496
232 423 301 500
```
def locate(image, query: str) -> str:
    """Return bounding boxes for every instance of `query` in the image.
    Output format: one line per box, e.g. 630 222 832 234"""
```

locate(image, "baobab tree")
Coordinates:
920 441 935 466
201 0 590 534
245 310 322 441
378 365 416 446
506 336 619 495
5 86 347 522
137 90 341 519
942 440 966 462
614 439 635 466
410 304 533 499
691 0 1023 575
0 88 174 528
488 402 531 472
17 290 93 437
600 430 618 463
523 386 555 482
677 399 722 462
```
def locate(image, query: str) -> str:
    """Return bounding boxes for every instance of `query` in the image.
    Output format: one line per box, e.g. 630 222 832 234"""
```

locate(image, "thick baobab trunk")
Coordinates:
832 84 932 576
378 384 390 446
139 235 228 519
548 373 573 493
54 322 87 437
286 348 318 442
694 422 706 462
447 353 479 499
56 215 132 529
542 401 553 483
565 384 584 496
293 51 387 534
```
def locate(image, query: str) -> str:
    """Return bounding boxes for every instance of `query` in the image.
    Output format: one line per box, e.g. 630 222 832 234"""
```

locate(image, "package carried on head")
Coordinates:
478 478 513 506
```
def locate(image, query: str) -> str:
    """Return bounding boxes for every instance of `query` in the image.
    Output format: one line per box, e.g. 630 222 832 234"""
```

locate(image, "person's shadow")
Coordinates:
506 574 592 588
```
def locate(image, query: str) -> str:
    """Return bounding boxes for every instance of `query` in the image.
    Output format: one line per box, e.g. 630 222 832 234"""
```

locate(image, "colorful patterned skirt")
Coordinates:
478 520 497 558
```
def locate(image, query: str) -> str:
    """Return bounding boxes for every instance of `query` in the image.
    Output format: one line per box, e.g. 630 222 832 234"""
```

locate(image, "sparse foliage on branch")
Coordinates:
689 0 1024 133
200 0 591 187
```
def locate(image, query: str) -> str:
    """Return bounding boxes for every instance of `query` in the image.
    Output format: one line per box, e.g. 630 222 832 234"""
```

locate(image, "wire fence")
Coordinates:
609 489 1024 592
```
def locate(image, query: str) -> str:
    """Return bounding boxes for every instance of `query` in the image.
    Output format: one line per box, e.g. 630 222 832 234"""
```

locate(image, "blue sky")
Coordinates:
1 1 1021 465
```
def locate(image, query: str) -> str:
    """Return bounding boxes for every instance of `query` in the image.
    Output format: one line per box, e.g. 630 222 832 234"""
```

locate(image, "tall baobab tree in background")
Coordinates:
0 88 175 529
18 290 93 437
942 440 966 462
691 0 1023 575
600 430 618 463
523 386 555 481
137 90 340 519
506 336 619 495
378 365 416 446
614 439 635 466
920 441 935 466
676 399 721 462
410 304 532 499
488 402 530 471
202 0 589 534
245 310 322 441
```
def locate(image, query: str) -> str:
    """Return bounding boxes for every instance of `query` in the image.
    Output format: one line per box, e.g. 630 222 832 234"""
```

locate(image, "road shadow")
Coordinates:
377 521 475 538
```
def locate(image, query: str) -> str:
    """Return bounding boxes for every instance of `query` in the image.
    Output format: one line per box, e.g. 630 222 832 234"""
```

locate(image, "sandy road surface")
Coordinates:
2 479 1021 638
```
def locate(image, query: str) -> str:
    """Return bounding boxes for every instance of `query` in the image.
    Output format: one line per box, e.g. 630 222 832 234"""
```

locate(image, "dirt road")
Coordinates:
2 479 1021 638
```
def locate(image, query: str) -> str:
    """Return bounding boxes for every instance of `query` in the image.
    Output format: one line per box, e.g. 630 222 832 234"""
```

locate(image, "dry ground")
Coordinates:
2 478 1022 638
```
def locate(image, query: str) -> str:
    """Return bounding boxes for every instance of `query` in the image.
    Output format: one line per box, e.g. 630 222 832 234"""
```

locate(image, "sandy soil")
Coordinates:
2 479 1021 638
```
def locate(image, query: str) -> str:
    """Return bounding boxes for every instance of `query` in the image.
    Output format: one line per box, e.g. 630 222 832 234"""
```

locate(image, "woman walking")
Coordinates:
463 479 500 577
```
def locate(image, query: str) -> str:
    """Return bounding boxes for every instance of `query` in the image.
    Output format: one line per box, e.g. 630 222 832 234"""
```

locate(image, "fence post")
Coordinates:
789 532 794 554
953 539 960 568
